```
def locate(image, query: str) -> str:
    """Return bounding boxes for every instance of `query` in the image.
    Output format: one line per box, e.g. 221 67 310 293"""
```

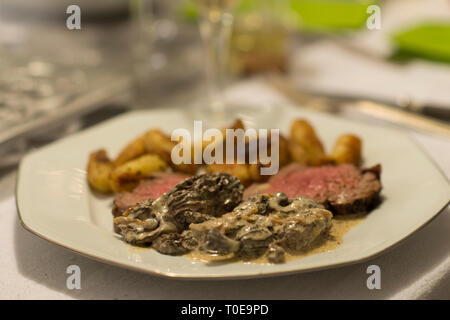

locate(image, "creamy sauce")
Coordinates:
282 213 365 263
125 213 366 264
187 214 365 264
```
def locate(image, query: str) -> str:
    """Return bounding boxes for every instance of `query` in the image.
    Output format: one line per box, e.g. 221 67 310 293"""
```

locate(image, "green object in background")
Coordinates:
290 0 379 32
178 0 289 23
177 0 199 22
178 0 379 31
392 23 450 64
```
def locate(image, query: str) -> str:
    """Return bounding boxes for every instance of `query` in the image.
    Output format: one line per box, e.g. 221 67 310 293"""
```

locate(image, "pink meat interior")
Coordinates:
266 164 362 202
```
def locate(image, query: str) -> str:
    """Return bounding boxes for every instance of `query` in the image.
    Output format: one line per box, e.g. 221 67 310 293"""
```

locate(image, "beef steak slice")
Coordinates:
112 172 189 217
244 163 382 215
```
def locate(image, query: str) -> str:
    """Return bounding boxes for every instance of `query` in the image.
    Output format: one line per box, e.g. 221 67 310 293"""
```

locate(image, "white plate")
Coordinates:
16 105 450 279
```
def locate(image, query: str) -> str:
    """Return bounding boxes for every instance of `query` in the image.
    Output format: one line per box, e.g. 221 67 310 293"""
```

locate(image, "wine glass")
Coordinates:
191 0 238 126
193 0 278 128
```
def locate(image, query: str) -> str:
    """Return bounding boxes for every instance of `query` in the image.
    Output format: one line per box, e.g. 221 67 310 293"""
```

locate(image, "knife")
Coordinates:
268 75 450 138
299 90 450 123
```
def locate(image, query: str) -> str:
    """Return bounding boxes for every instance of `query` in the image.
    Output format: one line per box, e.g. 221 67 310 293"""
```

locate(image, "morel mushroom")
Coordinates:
114 173 244 246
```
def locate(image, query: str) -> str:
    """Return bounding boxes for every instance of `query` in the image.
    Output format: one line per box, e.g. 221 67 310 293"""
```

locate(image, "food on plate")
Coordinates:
166 173 244 229
110 154 167 192
289 119 329 166
206 163 253 186
87 149 115 193
114 173 243 245
246 131 291 168
330 134 362 165
248 163 270 183
88 116 382 264
113 135 147 166
189 193 333 263
204 130 290 186
112 172 189 217
277 133 292 167
114 175 333 263
143 129 198 175
201 119 245 159
244 163 382 215
87 117 363 193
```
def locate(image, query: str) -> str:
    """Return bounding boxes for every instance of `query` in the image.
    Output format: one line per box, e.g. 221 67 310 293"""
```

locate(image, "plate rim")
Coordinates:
15 108 450 280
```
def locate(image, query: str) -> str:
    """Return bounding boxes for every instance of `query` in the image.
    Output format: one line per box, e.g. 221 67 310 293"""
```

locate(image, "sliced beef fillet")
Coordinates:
112 172 189 217
244 163 382 215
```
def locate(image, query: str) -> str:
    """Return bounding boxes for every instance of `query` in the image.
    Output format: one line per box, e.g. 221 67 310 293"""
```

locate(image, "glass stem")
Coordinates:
198 8 234 117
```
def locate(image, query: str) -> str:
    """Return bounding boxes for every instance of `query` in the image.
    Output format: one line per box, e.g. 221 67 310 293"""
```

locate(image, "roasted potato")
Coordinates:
208 118 245 149
230 118 245 131
204 120 287 183
142 129 174 162
143 129 197 174
87 150 115 193
110 154 167 192
114 135 146 166
289 119 328 166
330 134 362 165
288 141 308 165
201 118 246 163
266 132 290 168
248 163 270 183
206 163 253 187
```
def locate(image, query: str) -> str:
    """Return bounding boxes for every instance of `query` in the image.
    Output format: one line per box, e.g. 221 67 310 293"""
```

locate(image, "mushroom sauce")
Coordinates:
115 173 365 264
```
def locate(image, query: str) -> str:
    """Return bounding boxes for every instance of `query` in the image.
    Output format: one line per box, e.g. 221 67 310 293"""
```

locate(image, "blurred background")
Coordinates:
0 0 449 167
